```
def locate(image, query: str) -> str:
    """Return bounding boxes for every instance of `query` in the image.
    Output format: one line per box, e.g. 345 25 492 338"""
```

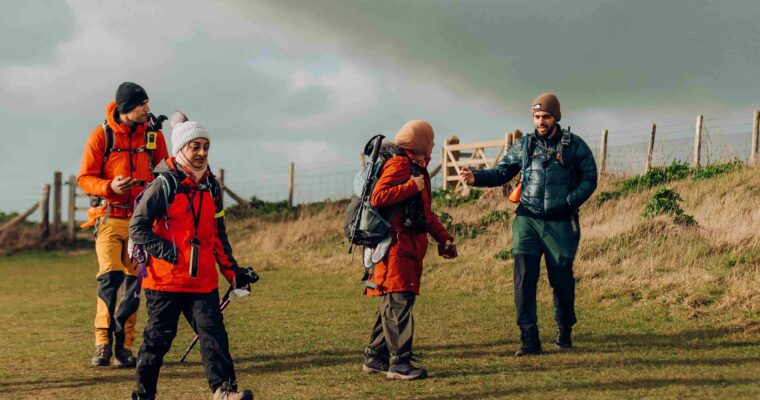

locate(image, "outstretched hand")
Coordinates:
459 167 475 185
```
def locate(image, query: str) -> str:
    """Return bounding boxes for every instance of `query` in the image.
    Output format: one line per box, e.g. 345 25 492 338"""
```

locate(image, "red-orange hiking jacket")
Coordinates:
129 158 237 293
77 101 168 227
366 155 452 296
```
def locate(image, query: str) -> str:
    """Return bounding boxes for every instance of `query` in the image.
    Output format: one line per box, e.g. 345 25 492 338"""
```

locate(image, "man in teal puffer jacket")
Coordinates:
460 93 597 356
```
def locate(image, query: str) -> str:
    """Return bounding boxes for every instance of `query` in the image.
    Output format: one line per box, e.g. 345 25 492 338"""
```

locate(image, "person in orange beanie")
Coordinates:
362 120 457 380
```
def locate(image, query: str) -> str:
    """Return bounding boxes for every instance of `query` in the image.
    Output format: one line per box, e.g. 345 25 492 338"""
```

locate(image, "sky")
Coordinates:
1 0 758 213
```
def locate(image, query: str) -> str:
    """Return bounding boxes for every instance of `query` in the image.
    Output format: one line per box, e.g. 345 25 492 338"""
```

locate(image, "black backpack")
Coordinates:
344 135 396 253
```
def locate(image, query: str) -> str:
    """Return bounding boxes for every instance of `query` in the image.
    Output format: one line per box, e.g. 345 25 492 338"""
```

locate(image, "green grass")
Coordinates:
595 160 744 204
0 249 758 399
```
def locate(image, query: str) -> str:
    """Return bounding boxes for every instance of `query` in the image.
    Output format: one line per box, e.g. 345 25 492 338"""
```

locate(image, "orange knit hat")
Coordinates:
394 120 435 159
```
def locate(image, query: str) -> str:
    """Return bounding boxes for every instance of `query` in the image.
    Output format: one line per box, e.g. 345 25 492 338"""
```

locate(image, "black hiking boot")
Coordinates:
91 344 112 367
515 333 543 357
212 382 254 400
555 326 573 350
387 353 427 380
362 348 389 374
114 347 137 368
515 344 543 356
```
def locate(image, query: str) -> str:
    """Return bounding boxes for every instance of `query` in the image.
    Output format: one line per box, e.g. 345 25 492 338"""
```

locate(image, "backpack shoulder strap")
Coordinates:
155 171 181 209
558 128 573 167
101 122 114 177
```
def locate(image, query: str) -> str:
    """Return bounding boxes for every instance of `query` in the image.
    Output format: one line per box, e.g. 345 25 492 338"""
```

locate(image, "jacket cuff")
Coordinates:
221 266 236 283
104 179 114 197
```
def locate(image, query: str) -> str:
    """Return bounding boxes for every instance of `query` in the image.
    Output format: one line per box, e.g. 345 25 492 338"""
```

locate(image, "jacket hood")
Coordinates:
105 100 146 136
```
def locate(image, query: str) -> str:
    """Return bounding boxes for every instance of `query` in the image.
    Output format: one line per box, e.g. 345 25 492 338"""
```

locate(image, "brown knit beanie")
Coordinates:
531 93 561 121
394 120 435 159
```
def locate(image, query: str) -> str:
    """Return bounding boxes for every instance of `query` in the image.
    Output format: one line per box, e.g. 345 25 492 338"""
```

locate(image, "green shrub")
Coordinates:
595 160 742 205
226 196 343 221
478 210 510 227
642 187 696 226
439 209 510 240
692 160 743 180
0 211 20 224
494 249 513 260
432 188 482 208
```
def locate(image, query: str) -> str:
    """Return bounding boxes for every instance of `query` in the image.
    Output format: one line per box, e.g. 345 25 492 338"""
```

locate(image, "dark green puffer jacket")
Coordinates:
472 126 597 219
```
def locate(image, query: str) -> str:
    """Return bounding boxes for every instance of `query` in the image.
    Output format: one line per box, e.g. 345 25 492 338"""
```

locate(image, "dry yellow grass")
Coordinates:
228 165 759 324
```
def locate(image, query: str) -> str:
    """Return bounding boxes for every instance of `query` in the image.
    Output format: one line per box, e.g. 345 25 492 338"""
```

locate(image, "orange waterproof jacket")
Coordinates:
77 101 168 227
366 155 452 296
129 158 236 293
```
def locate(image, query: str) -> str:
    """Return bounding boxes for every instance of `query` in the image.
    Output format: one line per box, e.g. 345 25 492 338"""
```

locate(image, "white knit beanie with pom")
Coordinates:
170 110 210 156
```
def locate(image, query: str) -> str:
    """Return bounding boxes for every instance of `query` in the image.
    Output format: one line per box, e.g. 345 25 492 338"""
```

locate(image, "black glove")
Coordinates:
234 267 259 289
143 239 178 264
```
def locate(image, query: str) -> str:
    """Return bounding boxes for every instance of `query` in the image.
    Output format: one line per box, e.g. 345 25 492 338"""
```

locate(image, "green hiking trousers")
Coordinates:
512 215 581 335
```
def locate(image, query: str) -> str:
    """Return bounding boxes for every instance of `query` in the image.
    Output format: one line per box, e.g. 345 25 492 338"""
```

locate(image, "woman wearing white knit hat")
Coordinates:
129 111 256 400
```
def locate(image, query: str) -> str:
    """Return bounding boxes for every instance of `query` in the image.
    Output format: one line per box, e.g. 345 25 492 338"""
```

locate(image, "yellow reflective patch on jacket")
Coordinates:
214 210 225 218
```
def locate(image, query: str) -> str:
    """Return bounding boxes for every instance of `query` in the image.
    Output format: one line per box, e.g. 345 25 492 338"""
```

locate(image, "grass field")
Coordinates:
0 165 758 399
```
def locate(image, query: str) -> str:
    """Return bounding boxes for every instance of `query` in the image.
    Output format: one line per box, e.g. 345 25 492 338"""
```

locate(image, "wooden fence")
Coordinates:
0 168 260 243
441 130 523 191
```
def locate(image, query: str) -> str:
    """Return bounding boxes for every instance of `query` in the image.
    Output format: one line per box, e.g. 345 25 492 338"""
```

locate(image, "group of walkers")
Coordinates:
77 82 596 399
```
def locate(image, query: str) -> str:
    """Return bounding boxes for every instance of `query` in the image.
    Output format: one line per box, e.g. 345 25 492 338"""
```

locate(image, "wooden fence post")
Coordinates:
599 129 608 176
0 203 39 233
67 175 76 242
53 171 62 232
693 115 703 168
442 135 460 191
288 162 295 208
645 123 656 172
40 183 50 237
751 110 759 165
217 168 225 209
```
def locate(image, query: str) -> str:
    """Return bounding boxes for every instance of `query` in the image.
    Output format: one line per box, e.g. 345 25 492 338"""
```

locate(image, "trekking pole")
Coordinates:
179 282 254 362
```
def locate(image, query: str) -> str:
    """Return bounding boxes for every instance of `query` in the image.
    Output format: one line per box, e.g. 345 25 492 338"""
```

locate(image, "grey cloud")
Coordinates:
235 0 760 109
0 0 75 64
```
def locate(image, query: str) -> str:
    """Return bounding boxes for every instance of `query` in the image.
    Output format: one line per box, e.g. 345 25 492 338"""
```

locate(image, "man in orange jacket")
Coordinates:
77 82 169 367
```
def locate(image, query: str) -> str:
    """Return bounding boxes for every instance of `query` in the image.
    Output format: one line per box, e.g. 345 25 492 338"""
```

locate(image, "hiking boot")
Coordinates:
387 353 427 380
131 392 154 400
516 326 542 357
114 347 137 368
515 344 543 356
363 356 389 374
515 336 543 356
555 326 573 350
212 382 254 400
91 344 112 367
362 348 389 374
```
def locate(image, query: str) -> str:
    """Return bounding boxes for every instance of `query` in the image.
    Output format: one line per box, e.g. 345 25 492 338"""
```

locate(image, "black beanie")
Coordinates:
115 82 149 114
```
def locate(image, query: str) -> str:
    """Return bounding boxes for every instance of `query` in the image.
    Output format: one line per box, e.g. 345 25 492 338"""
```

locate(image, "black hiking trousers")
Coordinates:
134 289 237 398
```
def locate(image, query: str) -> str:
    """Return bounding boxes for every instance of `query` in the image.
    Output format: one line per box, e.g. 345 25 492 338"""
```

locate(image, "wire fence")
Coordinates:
4 114 755 217
218 115 756 206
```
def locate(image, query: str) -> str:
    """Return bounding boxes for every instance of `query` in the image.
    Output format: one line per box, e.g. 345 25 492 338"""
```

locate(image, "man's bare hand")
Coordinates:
459 167 475 185
110 176 140 194
411 175 425 192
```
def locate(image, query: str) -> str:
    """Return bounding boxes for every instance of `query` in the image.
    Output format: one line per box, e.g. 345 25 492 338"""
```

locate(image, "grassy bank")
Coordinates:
0 165 757 399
